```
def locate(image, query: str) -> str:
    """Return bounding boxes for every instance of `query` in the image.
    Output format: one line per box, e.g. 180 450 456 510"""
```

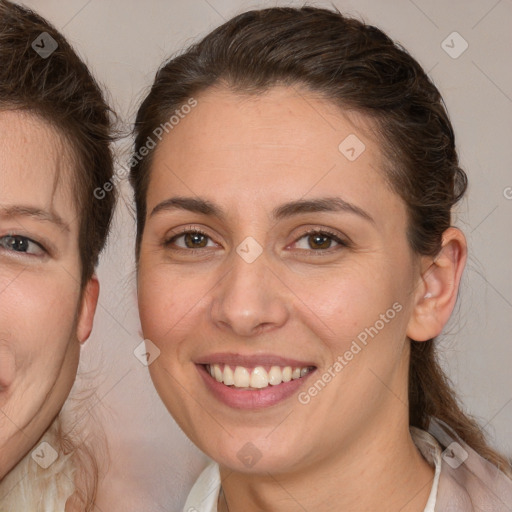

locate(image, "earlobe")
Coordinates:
76 275 100 344
406 227 467 342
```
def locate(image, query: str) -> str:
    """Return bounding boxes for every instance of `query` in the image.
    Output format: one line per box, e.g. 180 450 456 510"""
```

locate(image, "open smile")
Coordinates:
196 356 317 409
205 363 315 389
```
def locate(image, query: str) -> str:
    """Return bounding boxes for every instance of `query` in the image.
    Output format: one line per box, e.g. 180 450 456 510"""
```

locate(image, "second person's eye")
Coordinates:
0 234 45 256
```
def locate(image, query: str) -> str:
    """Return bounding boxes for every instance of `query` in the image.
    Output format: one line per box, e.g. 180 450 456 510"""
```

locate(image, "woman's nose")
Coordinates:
210 247 290 337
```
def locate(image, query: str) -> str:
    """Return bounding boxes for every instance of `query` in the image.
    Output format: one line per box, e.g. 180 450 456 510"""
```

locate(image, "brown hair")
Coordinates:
0 0 116 508
0 0 116 287
130 7 510 472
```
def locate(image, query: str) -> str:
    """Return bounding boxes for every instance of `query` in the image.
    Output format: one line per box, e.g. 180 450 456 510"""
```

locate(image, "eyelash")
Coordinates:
0 234 47 257
295 228 348 251
163 227 349 254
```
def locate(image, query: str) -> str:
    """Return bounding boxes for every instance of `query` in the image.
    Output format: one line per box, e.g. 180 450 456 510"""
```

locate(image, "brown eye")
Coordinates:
164 230 216 250
183 232 208 248
294 230 345 251
308 233 332 250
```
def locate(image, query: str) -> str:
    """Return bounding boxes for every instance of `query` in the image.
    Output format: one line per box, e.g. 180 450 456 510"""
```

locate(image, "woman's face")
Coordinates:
0 110 97 477
138 86 424 473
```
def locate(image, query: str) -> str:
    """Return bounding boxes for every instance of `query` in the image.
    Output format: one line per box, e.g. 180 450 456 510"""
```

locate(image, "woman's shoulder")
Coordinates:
427 418 512 511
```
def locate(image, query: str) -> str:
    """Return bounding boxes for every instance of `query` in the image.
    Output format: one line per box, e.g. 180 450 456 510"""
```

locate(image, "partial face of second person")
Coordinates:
0 110 98 478
137 86 449 474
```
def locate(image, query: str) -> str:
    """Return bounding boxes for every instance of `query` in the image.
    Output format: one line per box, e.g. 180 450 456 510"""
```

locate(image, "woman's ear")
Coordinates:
76 275 100 344
406 227 467 342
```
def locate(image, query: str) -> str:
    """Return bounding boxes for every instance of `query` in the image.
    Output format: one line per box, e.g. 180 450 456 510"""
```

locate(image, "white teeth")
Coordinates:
250 367 268 388
268 366 282 386
214 365 223 383
207 363 313 389
233 366 250 387
223 365 234 386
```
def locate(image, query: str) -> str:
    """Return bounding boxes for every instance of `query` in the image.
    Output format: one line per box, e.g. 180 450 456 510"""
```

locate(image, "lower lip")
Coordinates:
197 364 315 409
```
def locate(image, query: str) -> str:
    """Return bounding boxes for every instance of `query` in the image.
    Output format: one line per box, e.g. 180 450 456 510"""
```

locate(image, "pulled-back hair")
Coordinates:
130 6 510 473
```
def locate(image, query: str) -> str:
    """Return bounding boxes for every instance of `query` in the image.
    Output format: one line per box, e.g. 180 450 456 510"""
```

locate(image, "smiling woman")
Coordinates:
130 6 512 512
0 0 115 510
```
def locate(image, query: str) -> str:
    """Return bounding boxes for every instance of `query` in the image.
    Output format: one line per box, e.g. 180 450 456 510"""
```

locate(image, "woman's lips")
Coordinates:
206 363 313 388
195 354 316 409
196 352 316 369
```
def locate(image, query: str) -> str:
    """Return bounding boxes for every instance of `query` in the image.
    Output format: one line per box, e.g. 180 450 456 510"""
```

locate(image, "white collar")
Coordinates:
183 427 442 512
411 427 443 512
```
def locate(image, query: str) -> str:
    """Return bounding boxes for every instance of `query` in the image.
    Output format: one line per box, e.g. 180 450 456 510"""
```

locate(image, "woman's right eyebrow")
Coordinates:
150 197 223 219
150 196 374 224
0 204 69 231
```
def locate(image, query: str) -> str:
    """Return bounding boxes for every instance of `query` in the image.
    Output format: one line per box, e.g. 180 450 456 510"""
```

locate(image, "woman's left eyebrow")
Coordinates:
272 197 375 224
150 196 374 224
0 204 69 231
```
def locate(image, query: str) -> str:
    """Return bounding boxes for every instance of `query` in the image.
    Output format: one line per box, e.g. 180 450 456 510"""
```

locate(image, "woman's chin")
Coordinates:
196 432 308 475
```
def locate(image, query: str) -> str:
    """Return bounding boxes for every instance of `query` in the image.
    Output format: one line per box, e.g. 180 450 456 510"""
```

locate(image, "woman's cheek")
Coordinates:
139 269 203 335
292 271 379 331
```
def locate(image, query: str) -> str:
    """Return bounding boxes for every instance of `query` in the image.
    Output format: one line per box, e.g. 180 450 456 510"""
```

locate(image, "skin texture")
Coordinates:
0 110 98 479
137 86 466 511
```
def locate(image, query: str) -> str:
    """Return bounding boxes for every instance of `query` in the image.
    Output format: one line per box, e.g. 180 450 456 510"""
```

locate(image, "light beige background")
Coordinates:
21 0 512 510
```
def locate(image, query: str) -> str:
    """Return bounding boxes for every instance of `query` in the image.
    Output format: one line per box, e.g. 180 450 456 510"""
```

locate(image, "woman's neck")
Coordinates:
218 421 434 512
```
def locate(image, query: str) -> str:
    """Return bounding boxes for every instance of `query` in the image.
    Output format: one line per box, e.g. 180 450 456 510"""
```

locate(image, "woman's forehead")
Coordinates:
148 86 402 224
0 110 77 220
152 86 383 172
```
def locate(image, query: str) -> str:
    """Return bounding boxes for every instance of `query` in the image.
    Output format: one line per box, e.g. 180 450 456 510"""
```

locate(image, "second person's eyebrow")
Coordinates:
150 196 374 224
0 204 69 231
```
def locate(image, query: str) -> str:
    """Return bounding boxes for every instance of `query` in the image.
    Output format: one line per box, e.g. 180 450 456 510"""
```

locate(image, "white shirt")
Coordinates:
183 427 442 512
